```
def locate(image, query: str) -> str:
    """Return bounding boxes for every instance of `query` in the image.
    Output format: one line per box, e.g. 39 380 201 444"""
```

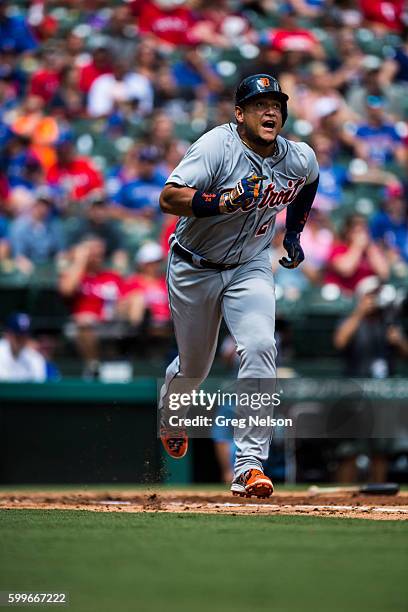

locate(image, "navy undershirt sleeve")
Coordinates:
285 176 319 234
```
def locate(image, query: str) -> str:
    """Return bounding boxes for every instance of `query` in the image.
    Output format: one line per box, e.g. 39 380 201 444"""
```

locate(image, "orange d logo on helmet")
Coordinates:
258 77 270 88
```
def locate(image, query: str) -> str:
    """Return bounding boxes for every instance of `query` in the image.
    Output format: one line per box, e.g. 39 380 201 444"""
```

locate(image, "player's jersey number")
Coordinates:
255 220 272 237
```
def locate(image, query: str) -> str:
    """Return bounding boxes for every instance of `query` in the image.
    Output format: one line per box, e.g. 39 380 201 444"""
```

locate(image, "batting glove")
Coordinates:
220 174 267 214
279 231 305 269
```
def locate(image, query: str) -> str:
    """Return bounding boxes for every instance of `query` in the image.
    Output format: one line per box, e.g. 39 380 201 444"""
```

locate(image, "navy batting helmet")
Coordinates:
235 74 289 125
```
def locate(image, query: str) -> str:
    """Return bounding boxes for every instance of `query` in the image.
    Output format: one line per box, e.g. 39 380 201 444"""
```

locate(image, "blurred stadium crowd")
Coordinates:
0 0 408 379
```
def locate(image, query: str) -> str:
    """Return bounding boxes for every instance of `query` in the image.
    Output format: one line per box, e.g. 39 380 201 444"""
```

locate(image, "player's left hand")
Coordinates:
279 231 304 269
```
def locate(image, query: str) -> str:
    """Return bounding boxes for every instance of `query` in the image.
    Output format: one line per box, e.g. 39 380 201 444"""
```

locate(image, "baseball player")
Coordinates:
159 74 319 498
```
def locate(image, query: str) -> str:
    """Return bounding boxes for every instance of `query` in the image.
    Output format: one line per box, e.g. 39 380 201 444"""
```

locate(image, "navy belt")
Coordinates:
171 241 240 271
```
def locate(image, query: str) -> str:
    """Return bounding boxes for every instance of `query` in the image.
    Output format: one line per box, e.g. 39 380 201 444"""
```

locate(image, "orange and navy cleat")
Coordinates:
160 423 188 459
231 469 273 499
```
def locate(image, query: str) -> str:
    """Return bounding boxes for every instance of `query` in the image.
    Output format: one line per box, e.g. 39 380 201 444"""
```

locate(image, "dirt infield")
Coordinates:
1 489 408 520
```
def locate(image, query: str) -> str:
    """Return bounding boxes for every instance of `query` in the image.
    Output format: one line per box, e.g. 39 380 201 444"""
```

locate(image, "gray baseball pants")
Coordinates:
159 247 277 478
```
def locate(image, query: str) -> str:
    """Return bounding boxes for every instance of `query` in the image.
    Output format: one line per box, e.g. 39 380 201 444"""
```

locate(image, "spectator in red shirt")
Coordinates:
29 1 59 42
121 242 171 336
46 132 104 204
0 171 9 202
261 9 325 59
325 214 389 294
137 0 197 49
29 44 66 104
160 214 178 256
78 45 113 94
359 0 404 33
59 236 124 377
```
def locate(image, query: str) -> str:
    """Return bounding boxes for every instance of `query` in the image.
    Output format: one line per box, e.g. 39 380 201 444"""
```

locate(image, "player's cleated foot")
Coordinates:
230 469 273 498
160 424 188 459
230 480 246 496
245 469 273 498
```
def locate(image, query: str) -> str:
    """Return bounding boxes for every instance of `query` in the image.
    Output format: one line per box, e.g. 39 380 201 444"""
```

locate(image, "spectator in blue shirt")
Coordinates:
311 132 348 211
113 146 166 220
0 3 38 54
0 117 12 148
171 48 221 102
0 134 39 190
370 183 408 263
0 51 27 98
0 213 9 263
8 153 43 193
34 333 61 381
353 96 406 167
388 32 408 83
9 187 65 274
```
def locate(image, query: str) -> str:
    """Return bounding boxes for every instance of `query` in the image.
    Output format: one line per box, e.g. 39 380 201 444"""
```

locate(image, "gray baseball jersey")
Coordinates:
167 122 319 264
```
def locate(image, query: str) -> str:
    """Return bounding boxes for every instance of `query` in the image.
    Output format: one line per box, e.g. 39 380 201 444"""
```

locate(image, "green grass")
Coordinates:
0 511 407 612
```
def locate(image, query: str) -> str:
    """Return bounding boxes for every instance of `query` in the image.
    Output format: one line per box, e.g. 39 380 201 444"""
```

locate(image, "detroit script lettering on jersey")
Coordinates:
242 177 306 212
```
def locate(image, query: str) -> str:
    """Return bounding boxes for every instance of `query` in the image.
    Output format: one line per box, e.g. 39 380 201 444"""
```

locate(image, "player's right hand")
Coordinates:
219 174 267 214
